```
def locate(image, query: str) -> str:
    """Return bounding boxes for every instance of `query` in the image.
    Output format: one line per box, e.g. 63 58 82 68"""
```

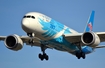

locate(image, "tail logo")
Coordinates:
85 11 95 32
88 22 92 31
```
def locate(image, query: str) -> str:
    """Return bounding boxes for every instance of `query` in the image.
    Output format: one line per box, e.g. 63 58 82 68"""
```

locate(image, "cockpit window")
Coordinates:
23 16 26 18
23 15 35 19
32 16 35 19
27 16 31 18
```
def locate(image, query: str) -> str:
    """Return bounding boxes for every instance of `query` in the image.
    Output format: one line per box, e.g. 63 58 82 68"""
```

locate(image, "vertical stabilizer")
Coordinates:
84 11 95 32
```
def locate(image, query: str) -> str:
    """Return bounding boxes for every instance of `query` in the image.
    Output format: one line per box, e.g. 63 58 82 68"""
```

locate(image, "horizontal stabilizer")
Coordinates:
95 46 105 49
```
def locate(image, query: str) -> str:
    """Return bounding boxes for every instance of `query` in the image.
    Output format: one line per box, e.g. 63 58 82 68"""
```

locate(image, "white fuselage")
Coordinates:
22 12 78 40
21 12 93 54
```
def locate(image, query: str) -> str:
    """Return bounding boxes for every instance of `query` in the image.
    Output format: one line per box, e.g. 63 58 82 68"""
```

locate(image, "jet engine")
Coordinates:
81 32 100 47
4 34 23 51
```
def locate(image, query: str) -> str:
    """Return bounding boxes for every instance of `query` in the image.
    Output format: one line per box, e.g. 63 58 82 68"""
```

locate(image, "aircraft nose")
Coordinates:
22 19 31 32
22 19 30 28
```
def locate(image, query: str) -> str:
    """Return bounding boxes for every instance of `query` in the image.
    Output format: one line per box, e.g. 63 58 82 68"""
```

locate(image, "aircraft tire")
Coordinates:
38 53 49 61
76 52 86 59
81 52 85 59
44 54 49 60
39 53 44 61
76 52 81 59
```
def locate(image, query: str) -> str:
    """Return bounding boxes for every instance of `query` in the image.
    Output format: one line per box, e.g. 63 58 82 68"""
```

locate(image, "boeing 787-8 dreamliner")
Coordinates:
1 11 105 61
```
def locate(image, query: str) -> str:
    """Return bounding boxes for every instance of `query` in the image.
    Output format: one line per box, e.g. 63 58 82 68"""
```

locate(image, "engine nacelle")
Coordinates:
81 32 100 47
4 34 23 51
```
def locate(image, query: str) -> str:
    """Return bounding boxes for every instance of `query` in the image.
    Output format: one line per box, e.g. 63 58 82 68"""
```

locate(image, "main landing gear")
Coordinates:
74 42 86 59
76 52 86 59
38 44 49 61
27 33 49 61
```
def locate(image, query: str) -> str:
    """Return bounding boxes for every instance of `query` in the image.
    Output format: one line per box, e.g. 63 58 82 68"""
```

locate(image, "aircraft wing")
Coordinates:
95 32 105 42
0 36 6 40
64 32 105 45
1 32 105 47
64 33 82 44
0 35 41 47
0 35 53 49
20 36 41 46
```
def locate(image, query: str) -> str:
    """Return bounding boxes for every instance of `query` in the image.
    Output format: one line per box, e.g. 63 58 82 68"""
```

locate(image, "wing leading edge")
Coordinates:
64 32 105 45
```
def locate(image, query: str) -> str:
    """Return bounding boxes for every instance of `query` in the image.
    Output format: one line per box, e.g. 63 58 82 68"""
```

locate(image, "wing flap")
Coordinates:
95 45 105 48
96 32 105 42
64 33 82 43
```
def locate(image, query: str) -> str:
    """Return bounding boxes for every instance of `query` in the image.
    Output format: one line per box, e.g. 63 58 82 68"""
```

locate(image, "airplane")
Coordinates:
0 11 105 61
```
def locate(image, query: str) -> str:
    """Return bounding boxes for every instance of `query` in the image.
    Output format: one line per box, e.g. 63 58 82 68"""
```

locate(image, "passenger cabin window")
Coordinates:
23 15 35 19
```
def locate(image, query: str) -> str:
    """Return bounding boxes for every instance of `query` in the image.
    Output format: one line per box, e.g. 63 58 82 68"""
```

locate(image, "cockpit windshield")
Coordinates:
23 15 35 19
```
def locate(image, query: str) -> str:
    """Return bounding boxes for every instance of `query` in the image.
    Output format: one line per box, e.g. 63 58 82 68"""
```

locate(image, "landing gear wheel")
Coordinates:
77 56 81 59
81 52 85 59
38 43 50 61
74 42 86 59
44 54 49 60
76 52 86 59
39 53 44 61
38 53 49 61
27 33 35 37
76 52 81 59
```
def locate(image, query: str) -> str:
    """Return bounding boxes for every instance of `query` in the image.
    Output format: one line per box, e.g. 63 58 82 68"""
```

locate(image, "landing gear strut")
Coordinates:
27 33 35 44
74 42 86 59
38 44 49 61
27 33 35 37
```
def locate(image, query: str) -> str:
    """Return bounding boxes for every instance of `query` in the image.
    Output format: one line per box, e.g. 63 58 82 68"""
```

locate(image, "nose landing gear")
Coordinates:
27 33 35 44
27 33 35 37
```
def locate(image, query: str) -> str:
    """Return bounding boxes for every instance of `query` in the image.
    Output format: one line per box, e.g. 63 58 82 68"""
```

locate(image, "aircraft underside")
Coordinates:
27 33 89 61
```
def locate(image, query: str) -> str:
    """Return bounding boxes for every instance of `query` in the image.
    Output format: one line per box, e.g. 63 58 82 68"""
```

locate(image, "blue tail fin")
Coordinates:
84 11 95 32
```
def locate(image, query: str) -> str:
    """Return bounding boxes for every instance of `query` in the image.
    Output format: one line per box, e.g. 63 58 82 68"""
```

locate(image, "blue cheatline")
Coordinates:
38 18 65 37
38 18 93 54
